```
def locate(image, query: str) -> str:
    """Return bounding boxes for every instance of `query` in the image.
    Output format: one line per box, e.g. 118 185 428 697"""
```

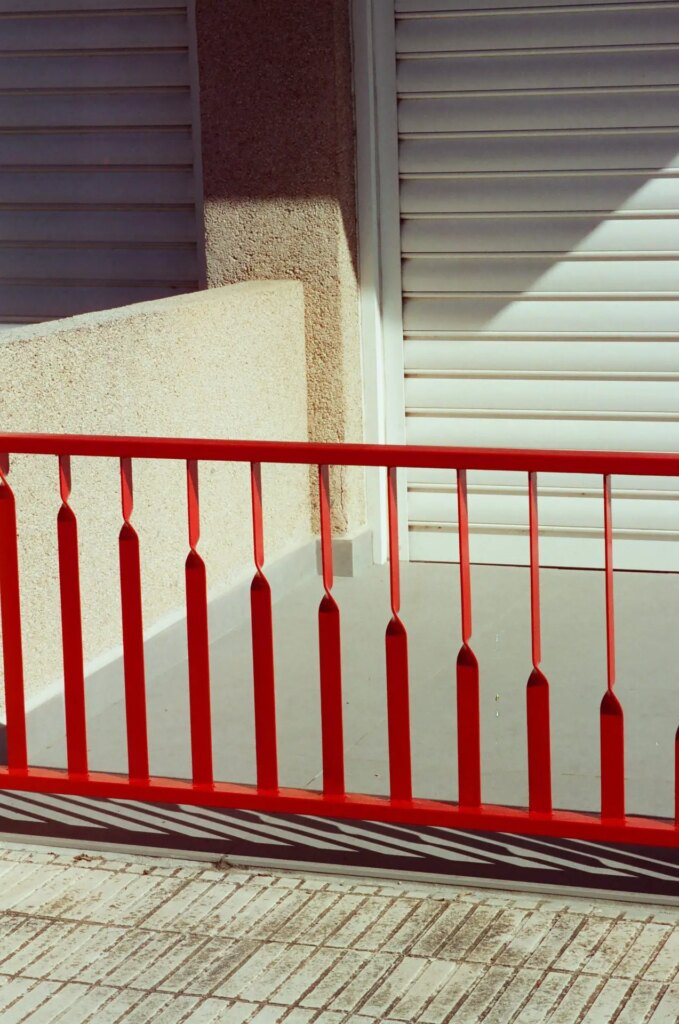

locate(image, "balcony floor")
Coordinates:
31 559 679 822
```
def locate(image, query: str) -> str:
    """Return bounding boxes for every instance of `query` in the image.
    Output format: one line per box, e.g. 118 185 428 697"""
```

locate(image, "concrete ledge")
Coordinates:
315 529 374 578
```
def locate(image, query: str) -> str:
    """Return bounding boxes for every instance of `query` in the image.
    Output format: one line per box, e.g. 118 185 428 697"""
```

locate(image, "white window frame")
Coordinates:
352 0 408 562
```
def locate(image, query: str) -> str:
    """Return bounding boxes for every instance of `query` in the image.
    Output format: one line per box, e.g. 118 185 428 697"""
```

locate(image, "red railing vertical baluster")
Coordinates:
0 454 27 772
250 462 278 791
526 471 552 814
600 474 625 820
385 466 412 801
675 725 679 828
57 455 88 776
318 465 345 796
185 460 213 787
456 468 481 807
118 457 149 781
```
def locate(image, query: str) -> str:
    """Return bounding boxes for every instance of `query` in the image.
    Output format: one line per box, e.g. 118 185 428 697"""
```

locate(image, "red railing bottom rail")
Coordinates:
0 766 675 848
0 433 677 850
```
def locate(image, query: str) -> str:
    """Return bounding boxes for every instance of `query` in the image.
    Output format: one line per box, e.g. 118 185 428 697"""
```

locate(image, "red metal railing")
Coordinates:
0 433 678 848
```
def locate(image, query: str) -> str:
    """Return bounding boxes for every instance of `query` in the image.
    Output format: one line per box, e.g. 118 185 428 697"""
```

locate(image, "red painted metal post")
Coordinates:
526 472 552 814
456 468 481 807
600 475 625 820
57 455 88 776
0 455 27 772
118 458 149 781
185 460 213 787
385 467 412 801
318 465 345 796
250 462 278 791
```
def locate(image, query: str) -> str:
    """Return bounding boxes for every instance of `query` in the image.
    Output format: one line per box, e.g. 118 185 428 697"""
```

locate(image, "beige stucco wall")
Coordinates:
195 0 365 535
0 282 310 713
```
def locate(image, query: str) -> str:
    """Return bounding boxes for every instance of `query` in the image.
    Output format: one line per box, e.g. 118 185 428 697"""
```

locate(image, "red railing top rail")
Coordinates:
2 432 679 476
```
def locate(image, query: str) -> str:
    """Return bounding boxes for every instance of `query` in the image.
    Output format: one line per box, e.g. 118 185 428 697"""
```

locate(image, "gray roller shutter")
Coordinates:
0 0 205 326
395 0 679 570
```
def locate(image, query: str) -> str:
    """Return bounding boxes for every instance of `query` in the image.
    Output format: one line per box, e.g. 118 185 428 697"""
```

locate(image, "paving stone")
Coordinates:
382 899 448 954
615 923 673 979
328 951 397 1013
0 917 51 971
497 911 557 967
386 958 457 1021
357 955 428 1018
465 908 527 963
512 970 572 1024
647 984 679 1023
239 944 316 1003
447 964 513 1023
643 927 679 983
353 899 418 951
437 904 501 960
614 980 665 1024
529 913 587 970
48 983 120 1024
160 937 260 996
544 974 603 1023
300 950 372 1009
0 978 61 1023
409 901 474 957
419 962 485 1024
41 923 125 981
275 892 342 943
580 977 633 1022
269 945 343 1006
553 914 615 973
181 999 238 1024
584 919 641 976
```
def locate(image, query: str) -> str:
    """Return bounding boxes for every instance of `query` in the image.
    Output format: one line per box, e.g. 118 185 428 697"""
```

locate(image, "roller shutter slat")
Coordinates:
0 247 198 281
0 169 194 204
0 53 189 90
399 133 679 174
404 339 679 373
0 283 184 318
0 13 188 52
396 1 668 11
405 377 679 414
403 298 679 334
399 93 679 133
402 258 679 294
398 51 679 94
0 129 193 166
406 417 679 452
0 0 184 10
401 175 679 215
396 9 679 53
0 209 197 244
401 217 679 254
407 491 679 532
0 93 192 129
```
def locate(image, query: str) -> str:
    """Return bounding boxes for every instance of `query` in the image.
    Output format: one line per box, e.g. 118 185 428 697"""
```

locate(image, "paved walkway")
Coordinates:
0 843 677 1023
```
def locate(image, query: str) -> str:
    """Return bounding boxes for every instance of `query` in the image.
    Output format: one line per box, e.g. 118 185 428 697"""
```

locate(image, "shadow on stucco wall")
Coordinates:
195 0 364 534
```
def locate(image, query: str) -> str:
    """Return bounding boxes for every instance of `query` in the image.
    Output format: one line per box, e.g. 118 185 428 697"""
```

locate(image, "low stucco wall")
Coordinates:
0 281 310 713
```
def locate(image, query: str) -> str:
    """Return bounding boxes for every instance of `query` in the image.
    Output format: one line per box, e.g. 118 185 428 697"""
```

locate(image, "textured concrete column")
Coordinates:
196 0 365 535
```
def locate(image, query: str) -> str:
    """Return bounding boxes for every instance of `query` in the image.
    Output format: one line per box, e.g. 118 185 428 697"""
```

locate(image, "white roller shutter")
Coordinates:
394 0 679 570
0 0 205 326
